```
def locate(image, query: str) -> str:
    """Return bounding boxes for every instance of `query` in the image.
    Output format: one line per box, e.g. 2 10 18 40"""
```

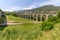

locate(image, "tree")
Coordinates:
57 11 60 18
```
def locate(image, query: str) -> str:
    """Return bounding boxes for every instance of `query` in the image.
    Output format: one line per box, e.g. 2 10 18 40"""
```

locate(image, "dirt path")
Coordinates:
0 22 23 26
7 22 23 25
0 21 42 26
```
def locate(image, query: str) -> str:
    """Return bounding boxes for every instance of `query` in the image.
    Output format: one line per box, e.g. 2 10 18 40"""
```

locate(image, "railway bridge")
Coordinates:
19 11 58 22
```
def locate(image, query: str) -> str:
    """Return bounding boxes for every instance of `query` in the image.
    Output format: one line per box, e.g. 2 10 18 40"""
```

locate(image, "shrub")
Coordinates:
40 22 54 31
48 16 57 22
57 11 60 18
56 19 60 23
0 19 4 24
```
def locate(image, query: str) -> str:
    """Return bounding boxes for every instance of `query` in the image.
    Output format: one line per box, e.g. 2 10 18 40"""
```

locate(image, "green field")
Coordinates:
0 15 60 40
6 15 35 23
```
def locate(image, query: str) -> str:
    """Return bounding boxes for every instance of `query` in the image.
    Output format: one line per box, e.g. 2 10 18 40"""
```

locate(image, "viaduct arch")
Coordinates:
19 11 58 22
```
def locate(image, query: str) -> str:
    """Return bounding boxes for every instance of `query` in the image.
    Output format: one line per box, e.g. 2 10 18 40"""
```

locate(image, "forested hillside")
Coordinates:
15 5 60 14
4 5 60 15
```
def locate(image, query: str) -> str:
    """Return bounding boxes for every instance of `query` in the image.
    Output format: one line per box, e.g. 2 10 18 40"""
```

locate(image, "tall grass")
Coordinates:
0 15 60 40
0 23 60 40
6 15 34 23
0 23 42 40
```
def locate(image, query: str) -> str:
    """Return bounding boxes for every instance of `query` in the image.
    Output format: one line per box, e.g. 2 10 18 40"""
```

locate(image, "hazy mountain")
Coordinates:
16 5 60 14
32 5 60 11
5 5 60 14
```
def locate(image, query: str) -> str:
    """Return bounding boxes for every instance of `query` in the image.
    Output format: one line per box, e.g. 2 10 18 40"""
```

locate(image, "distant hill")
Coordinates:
32 5 60 11
15 5 60 14
5 5 60 15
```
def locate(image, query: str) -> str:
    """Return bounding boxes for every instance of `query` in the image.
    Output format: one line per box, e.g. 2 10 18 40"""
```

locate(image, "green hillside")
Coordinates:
6 15 34 23
4 5 60 15
14 5 60 15
32 5 60 11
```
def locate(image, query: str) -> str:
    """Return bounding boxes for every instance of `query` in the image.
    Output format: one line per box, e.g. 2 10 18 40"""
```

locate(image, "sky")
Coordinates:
0 0 60 11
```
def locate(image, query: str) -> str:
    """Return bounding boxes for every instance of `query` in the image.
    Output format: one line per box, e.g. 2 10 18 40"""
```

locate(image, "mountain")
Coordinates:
6 5 60 14
32 5 60 11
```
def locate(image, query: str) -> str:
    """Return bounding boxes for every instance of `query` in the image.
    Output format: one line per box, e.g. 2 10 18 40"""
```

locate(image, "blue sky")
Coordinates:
0 0 60 11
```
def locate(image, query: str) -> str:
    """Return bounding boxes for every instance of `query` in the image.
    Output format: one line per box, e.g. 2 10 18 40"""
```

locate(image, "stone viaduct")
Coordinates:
19 11 58 22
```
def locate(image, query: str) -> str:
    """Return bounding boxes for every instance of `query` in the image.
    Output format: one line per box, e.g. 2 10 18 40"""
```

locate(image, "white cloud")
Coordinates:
2 6 20 12
25 0 60 8
22 0 60 10
2 0 60 11
22 5 37 10
39 0 60 6
2 5 37 11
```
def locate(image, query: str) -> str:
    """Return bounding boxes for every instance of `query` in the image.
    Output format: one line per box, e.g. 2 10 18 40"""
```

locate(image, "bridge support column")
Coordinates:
26 14 28 19
33 14 34 21
45 14 49 21
36 14 38 21
30 14 31 20
40 14 43 22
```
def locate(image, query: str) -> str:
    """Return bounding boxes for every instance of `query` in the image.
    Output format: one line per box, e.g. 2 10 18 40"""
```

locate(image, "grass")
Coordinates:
6 15 34 23
0 23 60 40
0 23 42 40
0 15 60 40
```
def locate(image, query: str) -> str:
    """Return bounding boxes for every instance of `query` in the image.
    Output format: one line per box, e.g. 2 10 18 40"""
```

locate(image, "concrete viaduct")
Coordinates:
19 11 58 22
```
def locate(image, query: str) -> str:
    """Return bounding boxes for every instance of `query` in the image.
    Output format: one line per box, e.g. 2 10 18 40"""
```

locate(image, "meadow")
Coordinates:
0 15 60 40
6 15 34 23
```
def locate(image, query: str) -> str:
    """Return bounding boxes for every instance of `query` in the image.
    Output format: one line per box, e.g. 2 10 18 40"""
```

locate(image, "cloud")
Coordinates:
2 6 20 12
22 5 37 10
2 0 60 11
3 5 37 11
39 0 60 6
25 0 60 8
22 0 60 10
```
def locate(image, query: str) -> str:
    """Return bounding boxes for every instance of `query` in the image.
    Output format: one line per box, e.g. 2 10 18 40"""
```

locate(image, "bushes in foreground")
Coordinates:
48 16 57 22
40 22 54 31
56 19 60 23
